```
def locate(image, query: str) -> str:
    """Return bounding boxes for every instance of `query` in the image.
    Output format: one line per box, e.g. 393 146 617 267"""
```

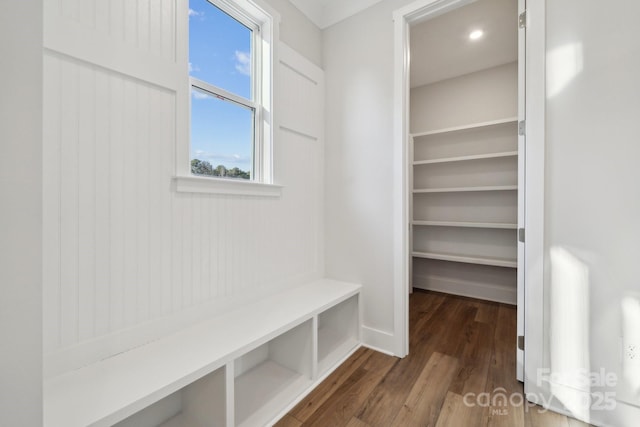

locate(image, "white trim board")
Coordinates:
391 0 478 359
393 0 546 412
392 0 546 396
361 326 396 356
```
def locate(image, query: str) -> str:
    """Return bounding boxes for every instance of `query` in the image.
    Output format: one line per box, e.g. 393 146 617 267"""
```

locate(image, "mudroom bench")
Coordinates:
44 279 362 427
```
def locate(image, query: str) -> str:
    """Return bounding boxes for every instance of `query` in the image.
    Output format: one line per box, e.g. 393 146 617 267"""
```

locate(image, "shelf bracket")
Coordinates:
518 120 526 136
518 228 525 243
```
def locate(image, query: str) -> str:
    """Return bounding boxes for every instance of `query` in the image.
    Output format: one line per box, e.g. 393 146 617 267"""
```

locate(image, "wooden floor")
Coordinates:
278 290 590 427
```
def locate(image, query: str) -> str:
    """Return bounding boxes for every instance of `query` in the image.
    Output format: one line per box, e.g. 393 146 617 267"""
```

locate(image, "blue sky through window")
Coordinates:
189 0 253 177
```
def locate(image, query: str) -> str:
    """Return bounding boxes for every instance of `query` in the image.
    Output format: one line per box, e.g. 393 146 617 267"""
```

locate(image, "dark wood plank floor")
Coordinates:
278 290 590 427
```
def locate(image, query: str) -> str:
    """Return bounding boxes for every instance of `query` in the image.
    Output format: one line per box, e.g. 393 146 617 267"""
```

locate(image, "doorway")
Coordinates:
393 0 526 382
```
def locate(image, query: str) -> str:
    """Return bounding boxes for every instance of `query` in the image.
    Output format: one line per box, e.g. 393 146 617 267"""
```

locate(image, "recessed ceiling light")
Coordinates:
469 30 484 40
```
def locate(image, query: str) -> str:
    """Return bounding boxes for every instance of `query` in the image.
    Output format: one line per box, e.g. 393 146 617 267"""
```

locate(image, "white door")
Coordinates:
516 0 526 382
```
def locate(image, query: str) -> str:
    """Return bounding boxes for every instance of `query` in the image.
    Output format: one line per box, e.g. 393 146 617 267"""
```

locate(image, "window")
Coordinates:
186 0 273 184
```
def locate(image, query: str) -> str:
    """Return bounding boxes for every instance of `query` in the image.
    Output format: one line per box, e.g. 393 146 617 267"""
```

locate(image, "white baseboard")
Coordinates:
413 274 517 305
361 326 396 356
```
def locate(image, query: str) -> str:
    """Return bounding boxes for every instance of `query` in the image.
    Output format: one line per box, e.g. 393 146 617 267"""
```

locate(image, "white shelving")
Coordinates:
317 295 360 376
412 251 517 268
235 361 309 427
411 116 518 303
412 220 517 229
234 320 313 427
413 185 517 193
180 368 226 427
46 279 361 427
410 117 518 137
413 150 517 165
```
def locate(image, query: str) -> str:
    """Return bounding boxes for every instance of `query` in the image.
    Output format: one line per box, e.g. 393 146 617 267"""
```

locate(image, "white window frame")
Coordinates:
175 0 281 196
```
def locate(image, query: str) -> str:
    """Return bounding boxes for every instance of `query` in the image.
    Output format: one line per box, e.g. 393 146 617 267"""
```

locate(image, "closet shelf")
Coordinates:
413 151 517 166
412 221 517 229
411 117 518 138
412 251 517 268
413 185 517 194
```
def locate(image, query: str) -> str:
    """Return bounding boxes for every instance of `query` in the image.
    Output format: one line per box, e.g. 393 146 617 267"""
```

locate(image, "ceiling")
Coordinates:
288 0 384 29
410 0 517 88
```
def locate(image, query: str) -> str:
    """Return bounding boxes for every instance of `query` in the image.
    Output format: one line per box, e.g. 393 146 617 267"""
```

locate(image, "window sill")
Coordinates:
174 175 282 197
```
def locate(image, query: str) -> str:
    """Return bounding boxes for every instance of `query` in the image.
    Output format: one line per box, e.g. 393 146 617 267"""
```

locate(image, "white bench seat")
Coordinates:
44 279 361 427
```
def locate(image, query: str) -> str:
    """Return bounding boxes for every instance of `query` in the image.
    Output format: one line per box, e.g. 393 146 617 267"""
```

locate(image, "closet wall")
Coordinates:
410 62 518 304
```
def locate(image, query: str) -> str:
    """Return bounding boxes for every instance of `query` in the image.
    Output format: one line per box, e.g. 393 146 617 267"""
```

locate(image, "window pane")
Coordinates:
191 87 253 180
189 0 252 100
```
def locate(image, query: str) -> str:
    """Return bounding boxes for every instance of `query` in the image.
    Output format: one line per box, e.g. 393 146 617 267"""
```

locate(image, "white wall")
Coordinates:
0 1 43 426
42 0 325 376
410 62 517 133
324 0 414 352
265 0 322 67
545 0 640 424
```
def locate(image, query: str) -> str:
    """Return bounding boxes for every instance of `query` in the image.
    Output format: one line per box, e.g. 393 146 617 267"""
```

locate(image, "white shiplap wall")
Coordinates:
43 0 324 376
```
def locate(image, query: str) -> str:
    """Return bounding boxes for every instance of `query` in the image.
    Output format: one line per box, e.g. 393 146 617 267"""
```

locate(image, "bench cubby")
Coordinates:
44 279 361 427
317 295 360 376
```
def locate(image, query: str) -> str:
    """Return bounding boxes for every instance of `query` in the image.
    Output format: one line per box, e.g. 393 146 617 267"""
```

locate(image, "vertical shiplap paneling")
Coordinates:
148 0 162 58
60 0 79 22
59 0 176 62
78 0 95 30
109 0 124 42
200 196 210 301
147 87 162 320
77 63 97 342
94 0 110 35
180 196 191 307
137 0 150 53
136 82 150 324
43 54 62 353
171 192 182 314
192 196 202 304
94 68 111 337
108 73 125 333
43 40 324 370
277 132 318 280
159 89 174 316
59 58 80 347
222 196 231 297
122 78 138 329
123 0 138 49
239 197 248 294
242 197 254 292
210 195 220 299
232 197 239 297
160 0 176 62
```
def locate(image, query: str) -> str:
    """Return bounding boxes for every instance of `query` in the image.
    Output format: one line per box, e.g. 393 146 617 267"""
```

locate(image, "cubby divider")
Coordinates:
317 295 360 376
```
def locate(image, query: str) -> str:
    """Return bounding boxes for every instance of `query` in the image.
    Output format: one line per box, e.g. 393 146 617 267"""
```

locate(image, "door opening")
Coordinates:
394 0 526 382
